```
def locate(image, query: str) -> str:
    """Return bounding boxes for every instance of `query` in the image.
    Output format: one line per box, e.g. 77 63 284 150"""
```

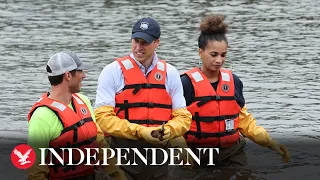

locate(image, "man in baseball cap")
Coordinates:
46 51 93 77
94 16 192 180
27 51 126 180
131 17 161 44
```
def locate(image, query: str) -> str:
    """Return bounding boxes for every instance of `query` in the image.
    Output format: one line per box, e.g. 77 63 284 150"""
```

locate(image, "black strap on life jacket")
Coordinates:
184 94 237 139
194 95 235 107
185 112 239 140
184 92 238 139
192 114 239 122
60 118 93 143
115 100 171 124
195 112 202 139
123 83 166 95
186 128 239 139
184 112 203 139
116 83 171 125
116 102 172 114
115 100 171 125
71 98 77 114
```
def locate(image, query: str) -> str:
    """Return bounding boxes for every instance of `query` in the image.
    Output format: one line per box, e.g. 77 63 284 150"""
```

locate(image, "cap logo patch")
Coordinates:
140 22 149 30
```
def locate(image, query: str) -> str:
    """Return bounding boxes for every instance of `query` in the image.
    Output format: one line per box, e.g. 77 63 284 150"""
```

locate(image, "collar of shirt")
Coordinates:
129 52 158 75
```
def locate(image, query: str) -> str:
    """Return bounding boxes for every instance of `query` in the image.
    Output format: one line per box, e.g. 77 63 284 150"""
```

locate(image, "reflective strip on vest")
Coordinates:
221 72 230 82
191 71 204 82
73 95 84 104
121 59 134 70
157 61 165 71
51 101 66 111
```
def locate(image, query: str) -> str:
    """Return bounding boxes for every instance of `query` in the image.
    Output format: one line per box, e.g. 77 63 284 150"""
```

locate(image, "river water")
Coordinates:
0 0 319 179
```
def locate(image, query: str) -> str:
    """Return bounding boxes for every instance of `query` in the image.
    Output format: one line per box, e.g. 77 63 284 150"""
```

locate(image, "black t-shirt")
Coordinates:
180 73 245 108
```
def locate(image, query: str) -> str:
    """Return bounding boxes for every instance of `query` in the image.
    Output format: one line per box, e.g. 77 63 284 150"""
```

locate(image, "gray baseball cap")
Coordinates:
46 51 93 76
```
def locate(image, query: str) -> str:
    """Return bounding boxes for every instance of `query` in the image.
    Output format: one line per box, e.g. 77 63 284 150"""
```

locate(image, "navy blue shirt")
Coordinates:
181 73 245 108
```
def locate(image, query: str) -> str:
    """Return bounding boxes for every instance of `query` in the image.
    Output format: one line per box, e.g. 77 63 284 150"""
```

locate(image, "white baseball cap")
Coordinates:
46 51 93 76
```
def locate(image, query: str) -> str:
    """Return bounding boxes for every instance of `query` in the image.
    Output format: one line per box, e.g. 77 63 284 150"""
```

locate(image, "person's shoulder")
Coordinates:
31 106 56 117
29 104 64 138
29 106 58 125
232 73 244 88
232 73 240 80
164 62 177 71
98 60 122 81
180 73 192 86
76 93 89 100
163 62 180 77
75 93 93 107
102 60 121 72
180 72 190 80
232 73 242 82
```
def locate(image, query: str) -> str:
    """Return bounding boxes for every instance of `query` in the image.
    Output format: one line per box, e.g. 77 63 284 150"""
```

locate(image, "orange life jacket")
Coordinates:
184 68 241 148
114 56 172 127
28 93 98 180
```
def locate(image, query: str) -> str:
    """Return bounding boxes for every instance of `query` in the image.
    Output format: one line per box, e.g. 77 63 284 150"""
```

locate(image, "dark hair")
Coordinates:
47 65 77 86
198 14 229 50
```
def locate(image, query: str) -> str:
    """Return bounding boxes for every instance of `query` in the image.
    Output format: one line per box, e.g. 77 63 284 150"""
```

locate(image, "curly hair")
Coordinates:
198 14 229 49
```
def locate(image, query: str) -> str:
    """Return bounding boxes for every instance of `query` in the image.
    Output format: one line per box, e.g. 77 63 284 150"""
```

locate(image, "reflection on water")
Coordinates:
0 0 319 179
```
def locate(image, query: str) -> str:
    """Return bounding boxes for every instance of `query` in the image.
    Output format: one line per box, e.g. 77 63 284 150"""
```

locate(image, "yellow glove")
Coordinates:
162 125 171 141
268 140 290 163
162 108 192 141
138 126 168 145
170 136 194 168
239 105 273 147
94 106 145 140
